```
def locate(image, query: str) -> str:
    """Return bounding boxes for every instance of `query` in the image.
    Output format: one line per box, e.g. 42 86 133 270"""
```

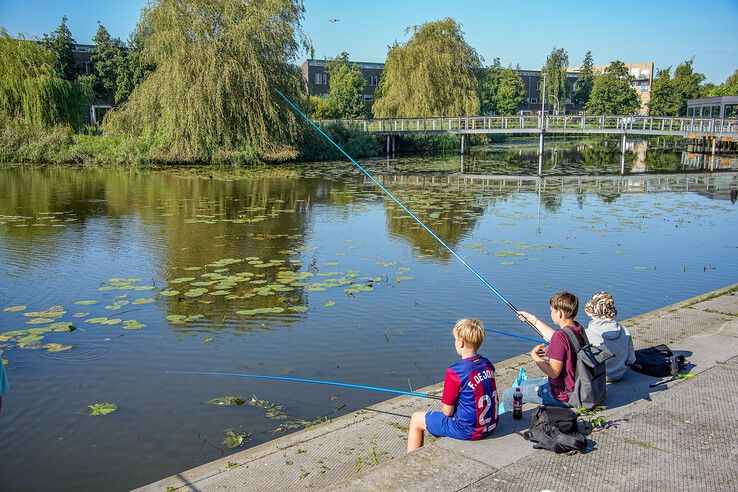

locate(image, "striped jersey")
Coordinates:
441 354 498 439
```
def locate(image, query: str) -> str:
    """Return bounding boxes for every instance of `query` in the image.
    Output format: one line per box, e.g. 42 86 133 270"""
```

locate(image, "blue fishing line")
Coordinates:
485 328 545 344
167 370 442 400
276 89 545 343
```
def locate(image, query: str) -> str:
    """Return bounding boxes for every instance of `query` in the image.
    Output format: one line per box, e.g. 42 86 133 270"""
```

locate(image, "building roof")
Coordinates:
302 58 384 70
687 96 738 105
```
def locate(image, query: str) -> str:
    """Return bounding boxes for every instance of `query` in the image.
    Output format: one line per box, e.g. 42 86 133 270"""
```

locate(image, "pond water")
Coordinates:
1 140 737 490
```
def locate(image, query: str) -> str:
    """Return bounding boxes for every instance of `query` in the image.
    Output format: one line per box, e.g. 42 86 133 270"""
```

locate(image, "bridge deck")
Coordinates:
318 115 738 138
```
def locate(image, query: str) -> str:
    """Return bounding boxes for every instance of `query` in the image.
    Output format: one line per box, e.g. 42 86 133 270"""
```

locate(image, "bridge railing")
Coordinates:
315 115 738 135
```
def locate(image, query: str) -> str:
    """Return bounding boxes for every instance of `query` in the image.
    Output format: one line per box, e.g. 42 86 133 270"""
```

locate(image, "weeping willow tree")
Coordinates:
0 30 92 129
105 0 311 162
372 18 481 118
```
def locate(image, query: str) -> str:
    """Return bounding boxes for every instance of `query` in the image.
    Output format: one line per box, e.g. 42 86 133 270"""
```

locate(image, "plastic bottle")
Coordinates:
513 387 523 420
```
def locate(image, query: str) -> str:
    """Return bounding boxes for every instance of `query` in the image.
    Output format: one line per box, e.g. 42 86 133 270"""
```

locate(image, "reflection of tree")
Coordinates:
381 188 486 260
642 150 680 172
578 145 627 174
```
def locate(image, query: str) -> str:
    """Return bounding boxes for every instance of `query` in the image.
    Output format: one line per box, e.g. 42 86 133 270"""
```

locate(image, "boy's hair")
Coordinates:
452 318 485 349
549 292 579 319
584 291 617 320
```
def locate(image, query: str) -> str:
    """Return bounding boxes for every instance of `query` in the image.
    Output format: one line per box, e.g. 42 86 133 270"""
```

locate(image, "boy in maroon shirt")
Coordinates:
501 292 585 410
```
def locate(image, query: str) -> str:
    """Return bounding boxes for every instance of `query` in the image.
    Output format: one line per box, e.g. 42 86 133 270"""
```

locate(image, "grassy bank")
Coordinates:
0 120 382 166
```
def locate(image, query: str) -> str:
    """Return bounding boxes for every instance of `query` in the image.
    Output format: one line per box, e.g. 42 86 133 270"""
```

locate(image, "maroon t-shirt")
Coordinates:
545 322 585 402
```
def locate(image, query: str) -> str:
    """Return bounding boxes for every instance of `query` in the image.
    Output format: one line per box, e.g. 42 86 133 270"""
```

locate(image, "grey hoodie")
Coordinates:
585 318 636 382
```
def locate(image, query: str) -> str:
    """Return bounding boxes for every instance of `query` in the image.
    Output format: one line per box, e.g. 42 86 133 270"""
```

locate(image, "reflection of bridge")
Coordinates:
319 116 738 173
367 171 738 200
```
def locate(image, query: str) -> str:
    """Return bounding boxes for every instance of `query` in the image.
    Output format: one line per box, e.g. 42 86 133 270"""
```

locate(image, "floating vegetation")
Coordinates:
159 290 179 297
237 307 285 315
132 297 156 305
3 305 27 312
223 430 251 449
323 301 336 307
44 343 73 352
201 337 214 343
123 320 146 330
23 306 66 319
105 300 130 310
89 403 117 416
74 300 97 306
208 396 246 406
287 306 308 313
166 314 203 323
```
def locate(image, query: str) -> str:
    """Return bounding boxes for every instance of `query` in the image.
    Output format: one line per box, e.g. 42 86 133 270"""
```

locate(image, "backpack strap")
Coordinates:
549 428 587 452
562 327 584 353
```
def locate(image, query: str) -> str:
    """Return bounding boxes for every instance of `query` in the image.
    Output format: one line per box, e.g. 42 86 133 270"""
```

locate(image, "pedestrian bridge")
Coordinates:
318 115 738 139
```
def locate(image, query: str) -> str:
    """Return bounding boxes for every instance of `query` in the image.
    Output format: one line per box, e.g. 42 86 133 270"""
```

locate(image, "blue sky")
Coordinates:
1 0 736 82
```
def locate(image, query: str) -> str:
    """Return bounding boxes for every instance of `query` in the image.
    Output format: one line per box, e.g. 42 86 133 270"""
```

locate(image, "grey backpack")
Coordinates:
562 328 613 410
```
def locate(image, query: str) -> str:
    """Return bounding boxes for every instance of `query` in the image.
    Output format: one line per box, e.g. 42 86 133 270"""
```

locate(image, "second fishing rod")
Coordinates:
276 89 546 343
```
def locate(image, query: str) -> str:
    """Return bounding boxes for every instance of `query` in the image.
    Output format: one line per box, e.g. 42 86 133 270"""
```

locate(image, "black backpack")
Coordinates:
630 344 686 377
562 327 613 410
522 405 587 454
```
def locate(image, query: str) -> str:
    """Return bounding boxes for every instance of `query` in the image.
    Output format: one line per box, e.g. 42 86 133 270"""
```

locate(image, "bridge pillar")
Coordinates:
537 131 545 175
392 135 396 154
386 135 390 155
460 135 466 155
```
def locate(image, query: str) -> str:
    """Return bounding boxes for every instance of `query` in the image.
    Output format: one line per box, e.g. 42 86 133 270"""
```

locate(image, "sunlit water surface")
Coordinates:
1 142 737 490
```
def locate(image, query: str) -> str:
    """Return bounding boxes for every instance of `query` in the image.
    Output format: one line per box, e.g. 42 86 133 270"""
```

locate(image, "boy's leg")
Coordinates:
407 411 427 453
501 377 549 410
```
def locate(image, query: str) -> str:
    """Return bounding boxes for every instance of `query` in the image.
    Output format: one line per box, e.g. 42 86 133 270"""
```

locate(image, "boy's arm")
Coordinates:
441 404 455 416
440 368 461 416
517 311 556 341
531 344 564 378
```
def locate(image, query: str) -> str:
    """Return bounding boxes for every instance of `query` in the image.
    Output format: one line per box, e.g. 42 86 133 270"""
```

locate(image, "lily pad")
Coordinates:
74 300 98 306
89 403 117 416
132 298 155 305
101 318 122 325
48 321 75 332
85 317 109 324
44 343 73 352
3 305 27 312
123 320 146 330
236 307 285 315
160 290 180 297
26 317 55 324
288 306 309 313
201 337 214 343
323 301 336 307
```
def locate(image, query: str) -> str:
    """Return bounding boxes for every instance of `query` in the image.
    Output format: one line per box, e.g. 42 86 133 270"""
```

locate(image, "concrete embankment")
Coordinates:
138 284 738 491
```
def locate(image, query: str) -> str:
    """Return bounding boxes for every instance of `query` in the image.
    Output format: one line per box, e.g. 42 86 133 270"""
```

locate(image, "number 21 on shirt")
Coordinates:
477 390 498 433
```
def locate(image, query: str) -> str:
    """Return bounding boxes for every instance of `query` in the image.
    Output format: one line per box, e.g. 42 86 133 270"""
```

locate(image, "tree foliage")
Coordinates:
493 66 526 115
671 59 705 116
0 30 92 129
310 52 367 119
648 67 681 116
91 23 126 102
701 69 738 97
105 0 311 161
42 16 79 81
372 18 481 118
541 47 569 114
585 61 640 115
115 7 157 105
573 51 594 107
478 58 502 115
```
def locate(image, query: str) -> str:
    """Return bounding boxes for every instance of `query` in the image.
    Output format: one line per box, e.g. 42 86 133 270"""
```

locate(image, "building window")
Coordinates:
530 98 538 105
687 107 694 116
370 76 378 86
315 72 328 85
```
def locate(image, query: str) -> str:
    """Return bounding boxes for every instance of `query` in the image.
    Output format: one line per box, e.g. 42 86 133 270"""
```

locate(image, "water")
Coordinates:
1 140 737 491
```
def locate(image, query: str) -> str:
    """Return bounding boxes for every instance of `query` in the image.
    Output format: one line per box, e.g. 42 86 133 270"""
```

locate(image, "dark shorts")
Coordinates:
425 411 471 440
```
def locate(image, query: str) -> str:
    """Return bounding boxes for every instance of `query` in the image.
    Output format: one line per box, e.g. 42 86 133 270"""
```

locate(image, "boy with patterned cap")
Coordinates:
584 292 635 381
407 318 498 452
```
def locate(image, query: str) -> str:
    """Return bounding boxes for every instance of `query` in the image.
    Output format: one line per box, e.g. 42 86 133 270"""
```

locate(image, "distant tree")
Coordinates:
586 60 640 115
478 57 502 115
541 46 569 114
308 95 334 119
105 0 311 160
493 66 526 115
42 16 79 81
0 30 92 129
115 9 156 105
648 67 681 116
573 51 594 107
90 23 126 102
324 52 367 118
672 59 705 115
701 69 738 97
373 18 481 117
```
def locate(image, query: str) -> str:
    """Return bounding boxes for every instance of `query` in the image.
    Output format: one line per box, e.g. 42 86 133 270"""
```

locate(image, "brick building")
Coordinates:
300 59 383 102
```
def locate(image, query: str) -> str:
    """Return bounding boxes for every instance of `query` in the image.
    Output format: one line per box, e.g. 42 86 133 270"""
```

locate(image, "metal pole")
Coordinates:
538 73 547 176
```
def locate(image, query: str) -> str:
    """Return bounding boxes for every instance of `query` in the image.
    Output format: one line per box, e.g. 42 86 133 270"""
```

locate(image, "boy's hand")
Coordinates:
517 311 536 325
530 344 546 360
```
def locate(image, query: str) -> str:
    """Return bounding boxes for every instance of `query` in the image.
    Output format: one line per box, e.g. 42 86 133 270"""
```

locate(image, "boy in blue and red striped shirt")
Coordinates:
407 318 498 452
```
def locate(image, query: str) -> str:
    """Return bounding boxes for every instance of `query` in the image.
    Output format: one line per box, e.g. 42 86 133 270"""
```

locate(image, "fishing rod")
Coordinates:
167 370 443 400
276 89 544 341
